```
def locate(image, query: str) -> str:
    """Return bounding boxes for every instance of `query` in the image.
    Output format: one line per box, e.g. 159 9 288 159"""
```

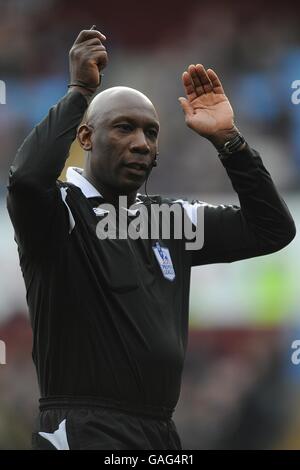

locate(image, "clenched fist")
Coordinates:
69 27 108 93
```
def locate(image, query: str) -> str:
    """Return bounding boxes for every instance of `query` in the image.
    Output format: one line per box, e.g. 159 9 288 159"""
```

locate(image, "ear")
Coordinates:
77 124 92 151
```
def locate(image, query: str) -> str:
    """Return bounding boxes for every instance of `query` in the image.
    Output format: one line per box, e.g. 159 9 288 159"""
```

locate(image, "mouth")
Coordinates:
124 162 149 176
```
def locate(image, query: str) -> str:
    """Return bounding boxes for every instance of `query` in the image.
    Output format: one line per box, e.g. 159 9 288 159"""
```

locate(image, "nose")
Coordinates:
129 129 150 154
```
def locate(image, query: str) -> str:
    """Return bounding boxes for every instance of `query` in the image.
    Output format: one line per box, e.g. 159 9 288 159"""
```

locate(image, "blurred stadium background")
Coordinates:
0 0 300 449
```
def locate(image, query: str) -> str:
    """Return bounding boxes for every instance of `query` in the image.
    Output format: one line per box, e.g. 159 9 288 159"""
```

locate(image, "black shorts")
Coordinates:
32 397 182 450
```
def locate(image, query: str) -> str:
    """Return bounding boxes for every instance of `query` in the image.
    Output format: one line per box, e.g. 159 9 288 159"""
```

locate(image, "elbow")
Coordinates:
282 218 297 246
8 165 24 188
7 165 38 192
267 218 297 253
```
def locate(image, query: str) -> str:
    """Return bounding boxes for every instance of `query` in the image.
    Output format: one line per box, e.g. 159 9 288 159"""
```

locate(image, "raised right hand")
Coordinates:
69 28 108 90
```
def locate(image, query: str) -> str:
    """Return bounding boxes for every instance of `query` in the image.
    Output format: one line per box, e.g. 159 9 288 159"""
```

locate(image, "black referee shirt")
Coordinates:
6 91 296 414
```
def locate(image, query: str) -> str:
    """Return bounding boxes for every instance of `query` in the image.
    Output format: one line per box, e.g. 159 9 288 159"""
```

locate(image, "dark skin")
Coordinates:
68 28 245 206
77 88 159 207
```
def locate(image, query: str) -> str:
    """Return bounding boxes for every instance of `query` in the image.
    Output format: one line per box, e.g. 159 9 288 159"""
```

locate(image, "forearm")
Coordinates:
8 89 89 191
222 144 296 251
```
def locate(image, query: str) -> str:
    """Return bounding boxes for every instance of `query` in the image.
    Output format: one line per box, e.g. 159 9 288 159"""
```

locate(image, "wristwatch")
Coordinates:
218 132 246 157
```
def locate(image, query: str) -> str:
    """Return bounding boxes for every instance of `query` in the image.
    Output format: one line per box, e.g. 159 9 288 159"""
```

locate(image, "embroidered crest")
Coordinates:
152 241 176 281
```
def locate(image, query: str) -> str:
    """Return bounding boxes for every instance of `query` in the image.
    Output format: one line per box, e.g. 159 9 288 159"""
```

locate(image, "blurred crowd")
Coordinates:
0 0 299 449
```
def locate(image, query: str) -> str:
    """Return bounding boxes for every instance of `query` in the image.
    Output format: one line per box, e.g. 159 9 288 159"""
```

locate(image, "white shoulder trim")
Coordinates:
60 187 75 233
172 199 209 226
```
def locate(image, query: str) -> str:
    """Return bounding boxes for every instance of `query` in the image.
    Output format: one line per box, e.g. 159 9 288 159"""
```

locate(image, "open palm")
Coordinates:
179 64 234 138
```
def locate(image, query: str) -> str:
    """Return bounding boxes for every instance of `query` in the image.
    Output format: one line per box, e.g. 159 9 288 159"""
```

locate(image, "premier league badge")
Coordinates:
152 241 176 281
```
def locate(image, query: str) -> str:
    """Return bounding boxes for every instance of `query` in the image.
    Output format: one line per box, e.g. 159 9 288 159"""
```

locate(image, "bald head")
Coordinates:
86 86 158 127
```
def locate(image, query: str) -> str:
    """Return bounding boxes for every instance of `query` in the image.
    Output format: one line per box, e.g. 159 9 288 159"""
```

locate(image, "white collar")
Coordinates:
66 167 103 199
66 167 143 212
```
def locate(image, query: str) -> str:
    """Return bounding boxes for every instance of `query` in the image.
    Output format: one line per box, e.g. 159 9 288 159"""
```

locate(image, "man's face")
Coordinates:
86 102 159 194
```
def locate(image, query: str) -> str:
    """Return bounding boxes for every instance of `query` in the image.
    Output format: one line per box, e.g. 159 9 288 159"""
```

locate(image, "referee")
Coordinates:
7 28 296 450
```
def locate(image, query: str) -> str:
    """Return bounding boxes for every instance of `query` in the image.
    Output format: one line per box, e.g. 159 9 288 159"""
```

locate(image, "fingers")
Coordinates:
81 38 105 47
206 68 225 94
182 64 212 101
187 64 213 96
75 42 107 54
188 65 204 95
194 64 213 93
88 47 108 66
71 37 107 59
87 45 107 53
178 97 193 117
182 64 224 100
188 64 212 96
74 28 106 45
182 71 197 102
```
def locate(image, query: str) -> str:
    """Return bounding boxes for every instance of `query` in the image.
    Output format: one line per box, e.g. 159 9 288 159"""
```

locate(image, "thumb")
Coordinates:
178 97 193 117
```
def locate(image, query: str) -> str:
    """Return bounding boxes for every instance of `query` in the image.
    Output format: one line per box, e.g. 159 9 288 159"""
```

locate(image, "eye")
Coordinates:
147 129 158 138
115 123 133 132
